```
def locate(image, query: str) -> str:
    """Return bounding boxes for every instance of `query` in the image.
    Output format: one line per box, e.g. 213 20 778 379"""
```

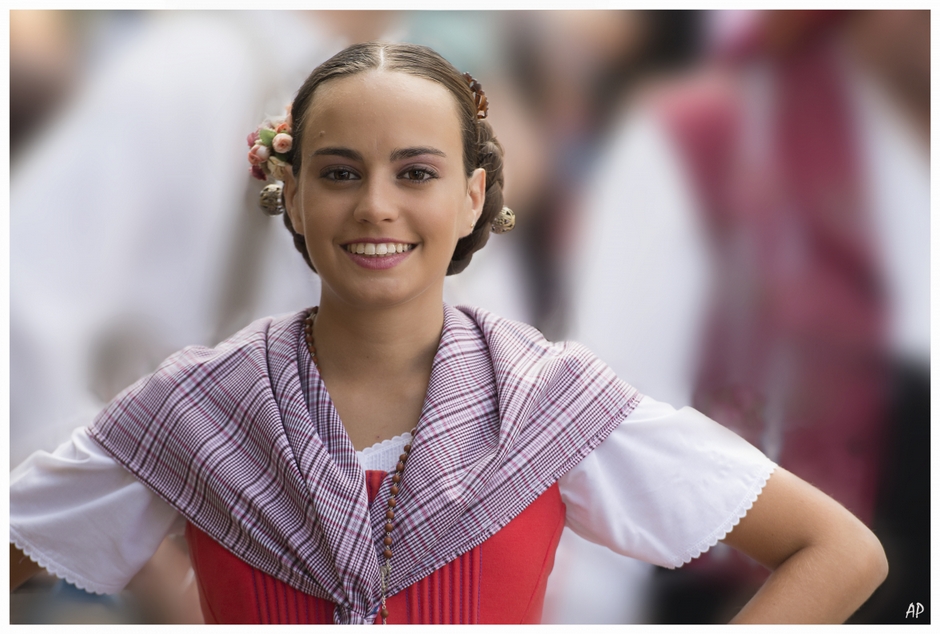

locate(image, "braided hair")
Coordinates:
281 42 506 276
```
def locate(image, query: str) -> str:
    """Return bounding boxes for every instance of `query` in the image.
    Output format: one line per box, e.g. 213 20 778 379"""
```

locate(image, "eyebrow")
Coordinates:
312 147 363 161
312 146 447 162
310 146 447 162
389 147 446 161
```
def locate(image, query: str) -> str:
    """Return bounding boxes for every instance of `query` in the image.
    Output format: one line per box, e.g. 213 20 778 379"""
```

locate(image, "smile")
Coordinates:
344 242 415 257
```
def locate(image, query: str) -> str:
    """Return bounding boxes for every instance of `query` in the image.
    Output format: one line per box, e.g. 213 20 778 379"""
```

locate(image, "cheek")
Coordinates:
300 191 338 230
429 199 466 246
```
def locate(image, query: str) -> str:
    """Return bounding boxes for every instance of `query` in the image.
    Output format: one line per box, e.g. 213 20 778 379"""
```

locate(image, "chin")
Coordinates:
326 286 394 308
324 279 440 311
315 252 450 310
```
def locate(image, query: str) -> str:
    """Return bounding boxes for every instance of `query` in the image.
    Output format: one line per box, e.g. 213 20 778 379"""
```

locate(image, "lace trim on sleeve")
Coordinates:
673 462 778 568
11 528 123 596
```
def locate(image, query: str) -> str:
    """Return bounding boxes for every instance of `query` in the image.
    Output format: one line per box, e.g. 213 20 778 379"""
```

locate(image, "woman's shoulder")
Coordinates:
214 309 309 351
447 304 635 412
451 304 546 341
450 303 606 366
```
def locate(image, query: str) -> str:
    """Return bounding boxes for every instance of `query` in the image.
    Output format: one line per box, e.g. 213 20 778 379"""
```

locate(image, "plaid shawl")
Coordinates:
89 304 640 623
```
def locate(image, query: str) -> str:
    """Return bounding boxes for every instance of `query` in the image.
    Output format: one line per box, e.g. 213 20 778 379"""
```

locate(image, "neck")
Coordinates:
312 291 445 384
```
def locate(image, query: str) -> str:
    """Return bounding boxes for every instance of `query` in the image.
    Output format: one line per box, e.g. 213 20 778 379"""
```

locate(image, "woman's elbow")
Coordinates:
860 526 889 591
839 519 889 602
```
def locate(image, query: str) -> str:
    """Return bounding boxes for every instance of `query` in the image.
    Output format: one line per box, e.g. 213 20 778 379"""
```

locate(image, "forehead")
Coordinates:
301 70 464 153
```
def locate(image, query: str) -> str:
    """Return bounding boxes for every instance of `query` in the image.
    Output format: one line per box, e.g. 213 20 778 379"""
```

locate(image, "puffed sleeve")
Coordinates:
558 395 776 569
10 426 185 594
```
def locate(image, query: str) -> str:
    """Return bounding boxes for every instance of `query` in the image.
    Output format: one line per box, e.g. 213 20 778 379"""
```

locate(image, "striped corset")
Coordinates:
186 470 566 624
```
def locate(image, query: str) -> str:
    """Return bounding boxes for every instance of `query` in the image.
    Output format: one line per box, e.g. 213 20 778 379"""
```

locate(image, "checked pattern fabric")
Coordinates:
89 304 640 623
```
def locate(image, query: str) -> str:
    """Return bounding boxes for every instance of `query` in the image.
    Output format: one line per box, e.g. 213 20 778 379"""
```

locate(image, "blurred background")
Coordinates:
9 10 930 624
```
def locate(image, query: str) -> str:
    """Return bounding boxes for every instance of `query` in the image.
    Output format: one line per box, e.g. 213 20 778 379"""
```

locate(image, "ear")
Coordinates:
462 167 486 237
282 169 303 234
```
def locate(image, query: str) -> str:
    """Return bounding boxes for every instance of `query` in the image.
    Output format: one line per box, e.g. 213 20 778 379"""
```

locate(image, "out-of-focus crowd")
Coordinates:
9 10 929 624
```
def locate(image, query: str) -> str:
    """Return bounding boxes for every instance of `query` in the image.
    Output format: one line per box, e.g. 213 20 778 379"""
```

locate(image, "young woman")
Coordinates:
11 42 886 624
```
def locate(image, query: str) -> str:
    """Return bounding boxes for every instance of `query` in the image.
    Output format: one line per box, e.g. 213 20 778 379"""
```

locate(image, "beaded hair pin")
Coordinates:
463 72 489 119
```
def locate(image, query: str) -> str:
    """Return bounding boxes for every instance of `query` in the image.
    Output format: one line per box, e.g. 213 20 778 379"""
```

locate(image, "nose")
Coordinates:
352 175 399 225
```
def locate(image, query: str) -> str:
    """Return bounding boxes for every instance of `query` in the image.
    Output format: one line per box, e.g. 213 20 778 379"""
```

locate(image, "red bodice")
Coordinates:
186 470 566 624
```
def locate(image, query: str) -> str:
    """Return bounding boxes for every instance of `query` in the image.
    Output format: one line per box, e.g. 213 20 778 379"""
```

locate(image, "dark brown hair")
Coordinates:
281 42 505 276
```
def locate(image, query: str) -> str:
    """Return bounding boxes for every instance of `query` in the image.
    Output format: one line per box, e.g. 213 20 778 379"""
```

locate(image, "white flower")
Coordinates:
248 143 270 165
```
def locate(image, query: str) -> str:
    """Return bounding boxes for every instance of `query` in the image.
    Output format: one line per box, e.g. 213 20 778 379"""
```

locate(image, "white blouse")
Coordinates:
10 395 775 595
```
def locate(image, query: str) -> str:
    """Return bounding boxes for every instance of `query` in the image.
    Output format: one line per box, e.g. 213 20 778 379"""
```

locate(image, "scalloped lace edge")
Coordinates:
674 462 778 568
11 529 120 596
357 431 413 459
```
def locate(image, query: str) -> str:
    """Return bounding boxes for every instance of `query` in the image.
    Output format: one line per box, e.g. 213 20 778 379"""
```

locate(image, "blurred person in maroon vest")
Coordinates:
640 10 929 623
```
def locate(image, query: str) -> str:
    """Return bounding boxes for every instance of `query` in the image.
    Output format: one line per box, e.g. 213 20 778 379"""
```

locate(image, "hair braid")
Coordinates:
282 212 314 270
448 119 505 275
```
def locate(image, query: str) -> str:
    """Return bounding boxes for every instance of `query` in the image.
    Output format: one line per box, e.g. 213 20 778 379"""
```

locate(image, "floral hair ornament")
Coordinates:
248 105 293 216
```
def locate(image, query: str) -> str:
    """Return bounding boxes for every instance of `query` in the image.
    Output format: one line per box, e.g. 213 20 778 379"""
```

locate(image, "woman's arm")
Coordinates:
722 467 888 623
10 544 43 591
10 426 187 596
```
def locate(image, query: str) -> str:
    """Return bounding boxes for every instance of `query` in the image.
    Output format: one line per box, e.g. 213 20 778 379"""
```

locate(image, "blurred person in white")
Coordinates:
496 11 674 341
571 9 928 623
10 10 403 622
404 11 546 327
10 10 80 156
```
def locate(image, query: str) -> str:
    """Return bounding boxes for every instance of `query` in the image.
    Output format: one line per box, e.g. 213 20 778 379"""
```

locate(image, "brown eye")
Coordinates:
401 168 436 182
323 168 359 181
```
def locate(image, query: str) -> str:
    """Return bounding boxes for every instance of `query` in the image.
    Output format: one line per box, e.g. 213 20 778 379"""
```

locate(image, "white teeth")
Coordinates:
345 242 413 256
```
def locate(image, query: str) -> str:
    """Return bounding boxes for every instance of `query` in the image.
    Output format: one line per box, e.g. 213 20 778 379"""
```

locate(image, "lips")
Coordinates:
340 239 417 271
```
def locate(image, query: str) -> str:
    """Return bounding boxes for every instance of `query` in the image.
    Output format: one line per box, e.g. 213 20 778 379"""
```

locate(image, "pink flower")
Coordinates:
248 143 270 165
275 122 289 134
272 133 293 154
246 130 259 148
250 165 266 180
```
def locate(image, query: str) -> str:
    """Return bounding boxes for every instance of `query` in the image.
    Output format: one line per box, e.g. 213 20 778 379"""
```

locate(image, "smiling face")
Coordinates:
284 70 485 310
